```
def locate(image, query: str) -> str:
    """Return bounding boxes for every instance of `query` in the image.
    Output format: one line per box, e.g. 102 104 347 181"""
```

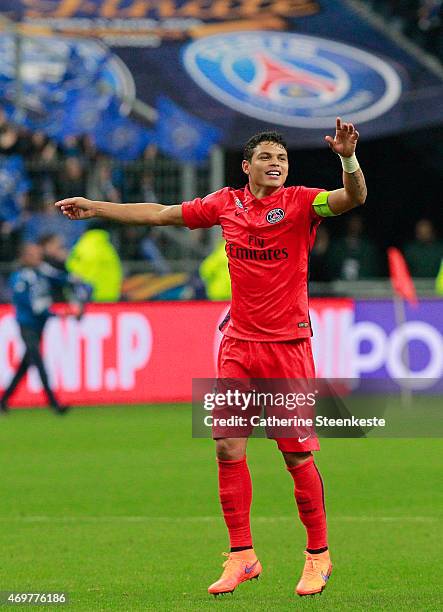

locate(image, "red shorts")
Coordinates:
216 335 320 453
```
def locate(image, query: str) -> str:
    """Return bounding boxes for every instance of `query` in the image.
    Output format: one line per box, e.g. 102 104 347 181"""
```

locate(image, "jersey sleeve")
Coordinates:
181 188 226 229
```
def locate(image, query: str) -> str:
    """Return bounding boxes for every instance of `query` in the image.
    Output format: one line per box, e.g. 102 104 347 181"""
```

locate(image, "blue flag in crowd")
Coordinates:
0 155 30 227
61 45 90 90
38 86 112 142
155 96 222 163
34 46 113 142
93 100 153 161
61 46 113 94
0 38 224 163
0 39 114 143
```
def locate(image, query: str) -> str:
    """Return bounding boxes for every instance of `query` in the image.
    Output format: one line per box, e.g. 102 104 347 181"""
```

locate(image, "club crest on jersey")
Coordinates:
266 208 285 224
183 31 402 128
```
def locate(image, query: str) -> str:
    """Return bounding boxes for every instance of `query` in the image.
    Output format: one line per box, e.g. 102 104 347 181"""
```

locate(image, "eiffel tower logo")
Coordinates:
251 52 337 99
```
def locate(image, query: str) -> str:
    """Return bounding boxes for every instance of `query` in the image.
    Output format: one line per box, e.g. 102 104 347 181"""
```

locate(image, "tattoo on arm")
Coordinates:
345 168 367 203
350 169 365 188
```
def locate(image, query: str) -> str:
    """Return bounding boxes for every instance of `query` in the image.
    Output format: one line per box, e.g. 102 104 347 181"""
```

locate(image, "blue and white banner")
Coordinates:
0 0 442 149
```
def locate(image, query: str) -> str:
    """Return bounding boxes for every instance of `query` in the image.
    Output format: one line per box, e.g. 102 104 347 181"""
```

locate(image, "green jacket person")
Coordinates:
200 240 231 301
67 228 122 302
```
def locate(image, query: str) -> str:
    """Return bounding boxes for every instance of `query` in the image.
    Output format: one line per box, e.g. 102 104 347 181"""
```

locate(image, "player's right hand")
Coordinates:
55 197 97 220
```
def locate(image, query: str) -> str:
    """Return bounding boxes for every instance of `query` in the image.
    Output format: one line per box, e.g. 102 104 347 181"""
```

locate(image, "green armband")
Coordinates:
312 191 336 217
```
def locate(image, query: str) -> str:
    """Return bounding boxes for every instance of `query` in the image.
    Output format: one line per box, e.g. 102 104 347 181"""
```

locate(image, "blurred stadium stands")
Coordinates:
0 110 442 301
363 0 443 61
0 114 217 297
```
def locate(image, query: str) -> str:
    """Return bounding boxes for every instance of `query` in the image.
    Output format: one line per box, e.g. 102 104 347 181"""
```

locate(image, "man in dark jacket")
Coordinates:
0 243 75 414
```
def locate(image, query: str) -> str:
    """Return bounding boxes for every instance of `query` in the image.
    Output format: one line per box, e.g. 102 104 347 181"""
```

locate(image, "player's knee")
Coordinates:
215 438 247 461
282 451 312 468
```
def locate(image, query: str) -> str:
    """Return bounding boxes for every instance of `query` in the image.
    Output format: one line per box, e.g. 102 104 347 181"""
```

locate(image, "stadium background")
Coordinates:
0 1 442 610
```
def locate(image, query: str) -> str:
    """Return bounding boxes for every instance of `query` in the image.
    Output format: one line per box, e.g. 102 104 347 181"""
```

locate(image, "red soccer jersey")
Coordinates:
182 184 325 341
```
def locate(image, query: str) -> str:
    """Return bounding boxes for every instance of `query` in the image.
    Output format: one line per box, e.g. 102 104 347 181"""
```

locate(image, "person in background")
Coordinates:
38 233 92 319
139 228 172 274
328 214 380 280
66 223 123 302
29 132 57 164
0 243 70 414
38 233 69 302
118 170 171 272
27 131 57 207
59 135 83 159
0 110 28 157
143 143 158 161
199 240 231 300
38 233 68 271
55 156 86 200
435 258 443 295
404 218 443 278
309 226 334 283
87 158 121 203
0 154 30 261
22 198 88 249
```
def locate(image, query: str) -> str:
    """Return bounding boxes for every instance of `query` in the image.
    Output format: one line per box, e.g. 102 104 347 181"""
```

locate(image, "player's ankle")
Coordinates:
306 546 328 554
230 545 253 553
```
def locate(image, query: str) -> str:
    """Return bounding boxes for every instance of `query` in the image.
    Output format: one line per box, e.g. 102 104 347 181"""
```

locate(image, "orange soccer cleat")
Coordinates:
208 550 262 596
296 550 332 596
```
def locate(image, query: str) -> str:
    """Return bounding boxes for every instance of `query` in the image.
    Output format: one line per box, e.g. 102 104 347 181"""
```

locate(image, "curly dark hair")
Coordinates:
243 131 287 162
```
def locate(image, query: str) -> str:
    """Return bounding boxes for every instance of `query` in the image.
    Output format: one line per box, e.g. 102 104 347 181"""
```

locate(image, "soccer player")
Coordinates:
55 117 367 597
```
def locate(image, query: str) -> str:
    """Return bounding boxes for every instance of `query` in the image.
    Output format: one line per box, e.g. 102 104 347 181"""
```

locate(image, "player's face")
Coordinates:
242 142 289 191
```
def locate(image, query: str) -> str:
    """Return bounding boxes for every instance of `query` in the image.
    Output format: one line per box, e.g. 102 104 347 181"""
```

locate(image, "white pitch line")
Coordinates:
0 515 439 523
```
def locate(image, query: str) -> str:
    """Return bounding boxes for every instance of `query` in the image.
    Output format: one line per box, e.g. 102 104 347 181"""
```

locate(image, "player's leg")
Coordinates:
22 327 69 414
283 450 328 553
216 437 252 550
208 436 261 595
0 350 31 412
208 337 261 595
256 338 332 596
282 449 331 596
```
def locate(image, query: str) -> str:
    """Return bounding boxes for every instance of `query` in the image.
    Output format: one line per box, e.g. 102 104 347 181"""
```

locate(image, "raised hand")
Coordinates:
55 197 97 220
324 117 359 158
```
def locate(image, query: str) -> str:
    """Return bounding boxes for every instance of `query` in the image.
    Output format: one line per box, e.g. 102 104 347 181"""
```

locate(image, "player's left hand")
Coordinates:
324 117 359 157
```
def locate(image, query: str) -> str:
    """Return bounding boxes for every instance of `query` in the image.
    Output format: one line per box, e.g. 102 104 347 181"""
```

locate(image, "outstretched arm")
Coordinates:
325 117 367 215
55 197 185 226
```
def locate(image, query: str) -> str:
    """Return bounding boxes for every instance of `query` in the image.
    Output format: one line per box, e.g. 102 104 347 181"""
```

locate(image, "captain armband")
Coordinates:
312 192 337 218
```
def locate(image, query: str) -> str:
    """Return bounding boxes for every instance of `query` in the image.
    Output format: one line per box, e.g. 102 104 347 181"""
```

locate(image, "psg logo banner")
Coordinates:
1 0 442 148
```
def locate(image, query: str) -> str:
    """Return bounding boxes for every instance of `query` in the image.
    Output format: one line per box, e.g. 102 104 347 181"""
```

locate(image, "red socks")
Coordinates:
287 456 328 551
217 456 253 548
217 454 327 552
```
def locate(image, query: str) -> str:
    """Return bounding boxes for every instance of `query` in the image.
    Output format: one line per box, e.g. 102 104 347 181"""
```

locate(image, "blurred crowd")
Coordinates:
366 0 443 60
0 108 162 265
1 110 443 302
309 216 443 283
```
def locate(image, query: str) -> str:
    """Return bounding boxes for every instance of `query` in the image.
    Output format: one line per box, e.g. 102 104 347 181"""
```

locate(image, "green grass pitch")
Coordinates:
0 404 442 611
